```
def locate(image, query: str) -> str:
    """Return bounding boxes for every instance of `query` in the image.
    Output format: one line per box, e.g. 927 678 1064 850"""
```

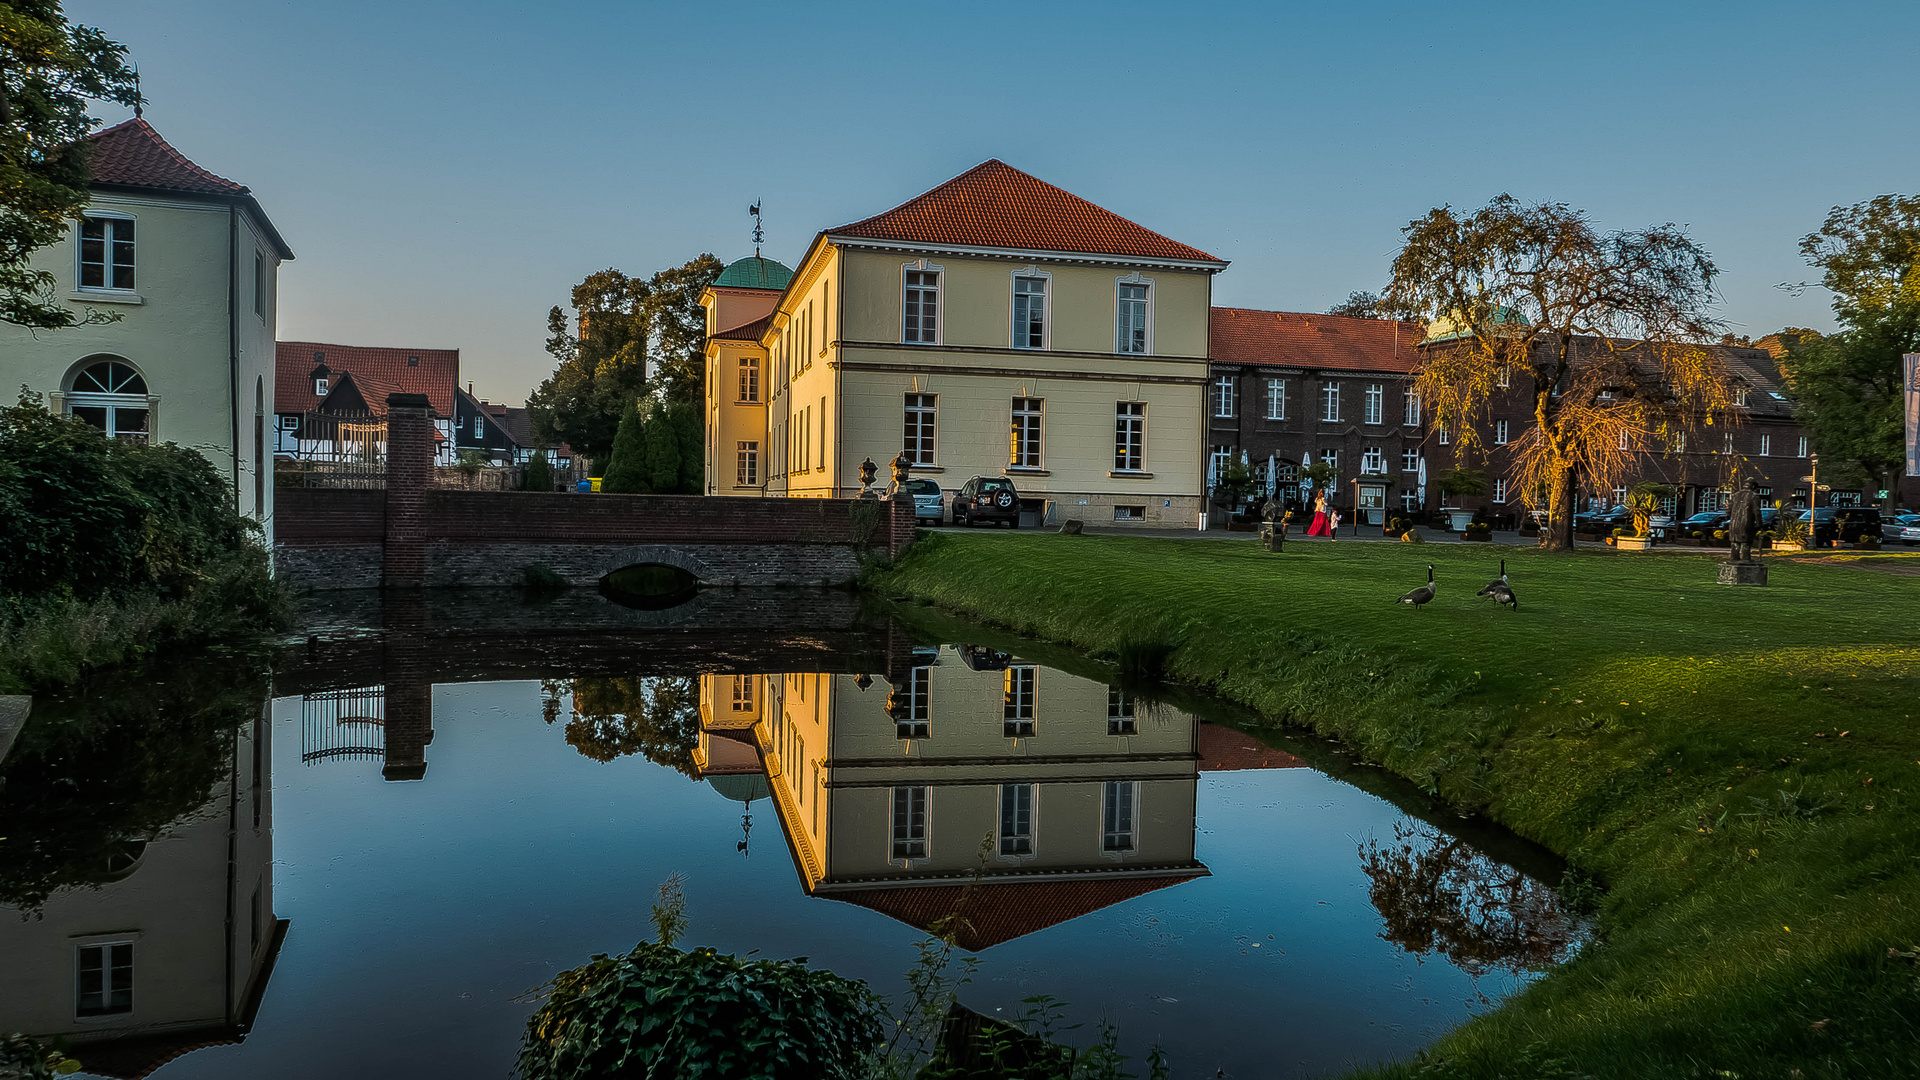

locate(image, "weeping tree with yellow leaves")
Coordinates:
1387 195 1739 551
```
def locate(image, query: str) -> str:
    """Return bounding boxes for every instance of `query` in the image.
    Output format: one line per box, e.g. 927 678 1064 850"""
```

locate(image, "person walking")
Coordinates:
1328 507 1342 541
1306 489 1333 537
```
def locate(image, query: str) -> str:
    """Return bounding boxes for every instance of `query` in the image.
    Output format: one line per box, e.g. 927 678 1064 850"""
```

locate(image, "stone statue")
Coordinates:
1727 479 1761 562
889 450 913 494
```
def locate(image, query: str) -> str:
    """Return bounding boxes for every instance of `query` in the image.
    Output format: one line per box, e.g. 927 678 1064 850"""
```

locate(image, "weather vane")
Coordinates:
749 201 763 258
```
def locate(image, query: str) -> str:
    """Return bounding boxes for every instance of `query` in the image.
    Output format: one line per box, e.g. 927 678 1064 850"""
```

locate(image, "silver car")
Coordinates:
907 478 944 525
1889 514 1920 545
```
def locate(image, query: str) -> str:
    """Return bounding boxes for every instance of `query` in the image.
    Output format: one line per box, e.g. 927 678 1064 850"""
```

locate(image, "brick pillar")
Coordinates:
887 490 916 558
380 592 432 781
383 393 434 589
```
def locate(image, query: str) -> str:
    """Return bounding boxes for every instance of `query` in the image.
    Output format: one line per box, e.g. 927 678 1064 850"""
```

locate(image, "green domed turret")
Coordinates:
713 256 794 291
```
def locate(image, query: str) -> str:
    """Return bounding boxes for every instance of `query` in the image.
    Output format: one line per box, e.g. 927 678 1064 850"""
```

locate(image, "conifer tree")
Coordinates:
642 400 682 493
600 399 650 493
521 449 553 492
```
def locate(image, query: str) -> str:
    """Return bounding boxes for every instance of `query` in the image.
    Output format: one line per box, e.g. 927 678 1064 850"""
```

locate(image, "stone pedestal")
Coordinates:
1260 525 1285 552
1717 560 1768 586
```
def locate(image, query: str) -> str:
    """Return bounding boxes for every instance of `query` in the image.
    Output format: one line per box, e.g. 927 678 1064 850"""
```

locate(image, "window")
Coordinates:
1321 382 1340 422
1402 489 1420 512
1108 688 1136 735
66 359 150 442
903 269 940 343
738 358 760 402
1209 445 1233 484
1364 384 1383 425
1320 450 1338 478
1493 478 1508 503
1598 388 1615 400
1012 275 1047 348
736 441 759 486
897 667 931 739
1494 419 1509 445
1736 387 1750 406
1496 367 1512 389
1670 431 1687 453
1003 666 1036 737
1619 430 1631 450
1723 432 1735 455
1759 434 1771 457
1611 486 1627 506
1266 378 1286 420
1114 402 1145 471
904 394 937 465
254 252 265 317
1401 448 1420 472
731 676 754 712
1792 487 1809 509
76 942 133 1016
1437 425 1449 445
79 216 135 290
1113 505 1145 521
1797 436 1809 458
999 784 1034 855
1010 397 1043 468
890 786 928 860
1212 375 1238 418
315 377 328 397
1362 446 1384 474
1101 781 1137 853
1117 282 1149 353
1404 389 1421 426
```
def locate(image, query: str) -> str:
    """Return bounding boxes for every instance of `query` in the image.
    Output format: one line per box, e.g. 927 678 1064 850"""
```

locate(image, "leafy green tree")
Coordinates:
642 400 683 493
643 254 726 402
1779 195 1920 506
1 2 142 328
599 398 649 494
1327 289 1416 321
559 676 700 777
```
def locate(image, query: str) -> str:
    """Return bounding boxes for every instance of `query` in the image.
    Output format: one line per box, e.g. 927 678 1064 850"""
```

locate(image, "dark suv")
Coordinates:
952 476 1020 527
1799 507 1883 545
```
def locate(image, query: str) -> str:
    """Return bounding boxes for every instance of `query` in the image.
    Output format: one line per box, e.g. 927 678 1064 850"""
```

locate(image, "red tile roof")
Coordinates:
1211 307 1424 374
86 118 247 195
711 312 773 343
829 160 1223 265
830 871 1207 951
276 341 460 416
1197 722 1306 771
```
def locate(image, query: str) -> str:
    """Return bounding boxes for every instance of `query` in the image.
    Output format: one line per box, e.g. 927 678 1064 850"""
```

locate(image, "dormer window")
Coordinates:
1735 387 1749 406
315 378 328 396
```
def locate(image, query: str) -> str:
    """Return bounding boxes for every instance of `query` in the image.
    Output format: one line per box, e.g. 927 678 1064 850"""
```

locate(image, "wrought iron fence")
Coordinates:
277 412 388 488
301 687 386 764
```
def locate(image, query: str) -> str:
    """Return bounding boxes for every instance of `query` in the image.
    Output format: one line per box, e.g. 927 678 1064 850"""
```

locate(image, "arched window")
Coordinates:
66 357 151 442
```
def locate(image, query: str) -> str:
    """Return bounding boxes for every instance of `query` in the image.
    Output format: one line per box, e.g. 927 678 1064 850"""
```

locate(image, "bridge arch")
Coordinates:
597 545 720 585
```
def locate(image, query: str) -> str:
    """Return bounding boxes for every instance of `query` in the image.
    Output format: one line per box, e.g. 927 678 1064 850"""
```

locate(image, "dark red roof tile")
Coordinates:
1197 722 1306 771
277 341 460 417
830 160 1222 265
85 118 247 195
1211 308 1423 374
830 871 1206 951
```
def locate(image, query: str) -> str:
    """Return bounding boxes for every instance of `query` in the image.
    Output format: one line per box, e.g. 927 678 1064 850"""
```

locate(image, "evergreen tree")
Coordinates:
600 399 650 494
672 400 704 494
522 449 553 492
642 400 682 493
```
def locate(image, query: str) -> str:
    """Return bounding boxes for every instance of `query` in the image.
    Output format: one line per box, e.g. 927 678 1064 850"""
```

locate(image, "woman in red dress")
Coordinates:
1306 489 1333 536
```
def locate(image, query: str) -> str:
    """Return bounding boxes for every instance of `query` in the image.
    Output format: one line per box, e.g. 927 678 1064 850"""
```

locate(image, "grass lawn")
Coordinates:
869 533 1920 1079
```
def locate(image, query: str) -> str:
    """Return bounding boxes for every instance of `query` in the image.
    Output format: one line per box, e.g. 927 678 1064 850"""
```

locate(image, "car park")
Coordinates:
906 478 944 525
1573 504 1631 533
952 476 1021 527
1676 511 1729 537
1796 507 1883 545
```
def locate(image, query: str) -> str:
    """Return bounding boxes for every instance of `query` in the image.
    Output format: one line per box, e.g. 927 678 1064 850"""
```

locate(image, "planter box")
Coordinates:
1773 542 1806 552
1443 508 1475 531
1461 532 1492 542
1616 536 1653 551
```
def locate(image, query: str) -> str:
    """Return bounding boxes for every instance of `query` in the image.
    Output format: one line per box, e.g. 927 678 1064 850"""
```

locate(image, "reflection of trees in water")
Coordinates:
1359 821 1582 976
548 676 701 777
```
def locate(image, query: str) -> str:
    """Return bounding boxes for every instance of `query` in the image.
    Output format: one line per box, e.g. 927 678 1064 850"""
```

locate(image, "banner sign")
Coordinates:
1907 353 1920 479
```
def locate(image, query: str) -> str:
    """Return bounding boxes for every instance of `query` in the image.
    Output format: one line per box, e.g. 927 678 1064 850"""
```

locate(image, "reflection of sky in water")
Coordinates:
148 679 1538 1080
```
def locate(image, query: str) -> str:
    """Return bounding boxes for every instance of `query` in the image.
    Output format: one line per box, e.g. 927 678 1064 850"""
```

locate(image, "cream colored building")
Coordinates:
701 161 1223 526
0 118 292 536
696 647 1208 950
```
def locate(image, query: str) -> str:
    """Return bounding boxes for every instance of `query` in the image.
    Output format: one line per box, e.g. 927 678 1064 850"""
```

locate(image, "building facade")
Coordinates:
1 118 292 535
703 160 1223 527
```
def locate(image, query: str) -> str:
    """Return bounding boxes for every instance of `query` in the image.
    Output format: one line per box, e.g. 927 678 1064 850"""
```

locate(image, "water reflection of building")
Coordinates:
697 647 1277 951
0 713 286 1078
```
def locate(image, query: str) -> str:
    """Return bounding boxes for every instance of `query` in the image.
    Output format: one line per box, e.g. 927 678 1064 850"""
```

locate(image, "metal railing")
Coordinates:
301 686 386 764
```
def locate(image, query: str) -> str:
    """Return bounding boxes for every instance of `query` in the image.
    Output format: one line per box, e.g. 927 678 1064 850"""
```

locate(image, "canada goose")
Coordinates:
1484 580 1519 611
1477 559 1509 600
1398 564 1435 609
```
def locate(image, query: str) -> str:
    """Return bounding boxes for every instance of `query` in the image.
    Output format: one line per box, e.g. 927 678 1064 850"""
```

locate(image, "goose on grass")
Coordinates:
1483 579 1518 611
1398 564 1435 609
1477 558 1508 599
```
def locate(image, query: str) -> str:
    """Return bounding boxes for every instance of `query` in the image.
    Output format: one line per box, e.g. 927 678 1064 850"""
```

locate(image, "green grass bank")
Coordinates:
869 533 1920 1079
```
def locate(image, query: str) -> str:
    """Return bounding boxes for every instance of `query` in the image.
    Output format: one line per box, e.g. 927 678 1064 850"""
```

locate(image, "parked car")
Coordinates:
1573 504 1631 533
1796 507 1883 545
952 476 1021 527
1676 511 1729 537
906 478 944 525
1884 512 1920 545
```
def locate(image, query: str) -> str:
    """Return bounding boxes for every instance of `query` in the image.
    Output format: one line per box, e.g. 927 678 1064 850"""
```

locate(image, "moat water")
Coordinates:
0 590 1582 1078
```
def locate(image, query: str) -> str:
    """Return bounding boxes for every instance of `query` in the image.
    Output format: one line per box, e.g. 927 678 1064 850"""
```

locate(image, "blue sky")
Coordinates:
74 0 1920 403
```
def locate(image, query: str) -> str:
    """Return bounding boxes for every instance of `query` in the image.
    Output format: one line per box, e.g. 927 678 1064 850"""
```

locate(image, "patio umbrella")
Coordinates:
1266 453 1277 497
1416 455 1427 508
1206 452 1218 494
1301 450 1314 492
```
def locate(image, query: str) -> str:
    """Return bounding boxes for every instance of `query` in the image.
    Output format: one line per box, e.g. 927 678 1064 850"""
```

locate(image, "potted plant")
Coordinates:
1463 520 1493 542
1437 467 1486 532
1774 512 1810 552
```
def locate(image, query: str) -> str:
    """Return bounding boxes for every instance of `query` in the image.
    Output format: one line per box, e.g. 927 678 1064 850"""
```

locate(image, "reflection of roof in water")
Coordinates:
828 871 1206 951
708 773 771 804
65 1027 245 1079
1197 722 1306 771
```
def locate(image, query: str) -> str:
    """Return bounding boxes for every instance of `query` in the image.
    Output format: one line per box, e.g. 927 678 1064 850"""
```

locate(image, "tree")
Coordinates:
1 2 141 328
599 397 649 494
559 676 701 777
522 448 553 492
671 399 704 493
642 254 725 401
642 400 683 493
1387 195 1733 551
1327 289 1416 321
1778 195 1920 508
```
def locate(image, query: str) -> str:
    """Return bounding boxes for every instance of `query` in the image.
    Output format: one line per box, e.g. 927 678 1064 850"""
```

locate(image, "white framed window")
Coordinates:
1116 275 1152 354
999 783 1034 856
1402 448 1420 472
1102 781 1138 853
1401 489 1419 512
1611 485 1627 505
1723 432 1735 454
1003 666 1037 737
1493 478 1508 503
738 357 760 402
736 441 759 486
1320 449 1339 477
1496 367 1512 389
1265 378 1286 420
903 394 936 465
1212 375 1238 418
891 786 928 861
1210 445 1233 486
79 213 135 291
897 667 931 739
279 414 299 431
1320 382 1340 422
1107 687 1136 735
1114 402 1145 471
253 251 265 318
1670 431 1687 453
76 942 134 1017
902 264 941 344
1494 419 1509 445
1012 272 1049 349
1362 446 1384 474
1010 397 1043 468
1797 436 1809 458
1735 387 1750 406
1792 487 1808 508
314 377 328 397
1113 504 1145 521
66 358 151 442
731 676 754 712
1437 425 1449 445
1364 384 1383 425
1619 430 1631 450
1404 389 1421 426
1759 434 1771 457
